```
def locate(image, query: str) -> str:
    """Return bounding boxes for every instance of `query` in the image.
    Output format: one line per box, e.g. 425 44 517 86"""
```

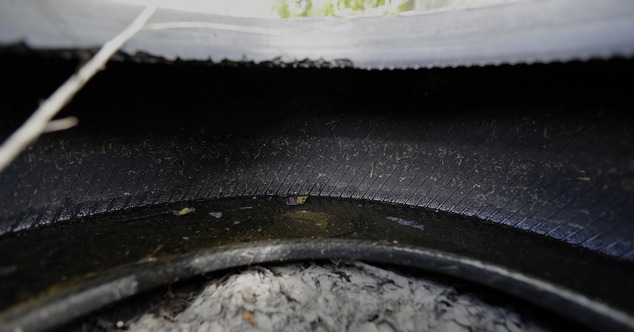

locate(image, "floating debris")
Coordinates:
173 207 195 216
286 196 308 205
239 206 254 210
209 212 223 219
386 216 424 231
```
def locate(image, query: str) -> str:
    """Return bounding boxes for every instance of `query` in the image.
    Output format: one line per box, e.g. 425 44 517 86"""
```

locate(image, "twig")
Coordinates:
42 116 79 133
0 4 158 173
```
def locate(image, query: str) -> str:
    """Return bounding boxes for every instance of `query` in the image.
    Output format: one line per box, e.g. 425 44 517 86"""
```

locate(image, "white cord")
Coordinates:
0 4 158 173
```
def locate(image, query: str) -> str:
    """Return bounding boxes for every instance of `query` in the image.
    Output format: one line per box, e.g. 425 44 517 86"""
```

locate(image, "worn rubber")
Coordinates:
0 52 633 260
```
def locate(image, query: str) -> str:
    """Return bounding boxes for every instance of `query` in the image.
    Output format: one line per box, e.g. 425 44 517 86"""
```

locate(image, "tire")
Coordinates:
1 53 633 258
1 28 634 332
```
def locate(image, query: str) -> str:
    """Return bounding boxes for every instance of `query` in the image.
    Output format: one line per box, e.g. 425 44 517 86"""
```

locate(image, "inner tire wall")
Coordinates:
0 52 633 259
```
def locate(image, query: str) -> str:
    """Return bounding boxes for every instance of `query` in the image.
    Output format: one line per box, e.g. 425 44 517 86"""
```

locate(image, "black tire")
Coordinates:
0 52 633 331
1 53 633 258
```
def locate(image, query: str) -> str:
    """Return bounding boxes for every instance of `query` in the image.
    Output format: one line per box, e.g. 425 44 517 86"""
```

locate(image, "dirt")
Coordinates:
66 261 562 332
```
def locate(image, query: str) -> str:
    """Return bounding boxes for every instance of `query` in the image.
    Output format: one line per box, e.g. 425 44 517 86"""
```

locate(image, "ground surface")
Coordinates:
71 261 558 332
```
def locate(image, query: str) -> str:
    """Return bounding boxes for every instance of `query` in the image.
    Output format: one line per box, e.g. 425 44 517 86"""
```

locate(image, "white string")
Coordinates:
0 4 158 173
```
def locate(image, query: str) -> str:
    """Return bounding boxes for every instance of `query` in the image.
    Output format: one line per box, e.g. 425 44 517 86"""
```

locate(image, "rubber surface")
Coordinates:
0 53 633 259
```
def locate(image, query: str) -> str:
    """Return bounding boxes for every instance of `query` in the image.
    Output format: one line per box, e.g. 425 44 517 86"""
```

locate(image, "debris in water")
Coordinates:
386 216 424 231
209 212 223 219
173 207 195 216
286 196 308 205
239 206 254 210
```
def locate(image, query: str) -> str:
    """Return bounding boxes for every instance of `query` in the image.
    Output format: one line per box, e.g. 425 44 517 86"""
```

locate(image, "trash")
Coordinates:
286 196 308 205
173 207 195 216
209 212 223 219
